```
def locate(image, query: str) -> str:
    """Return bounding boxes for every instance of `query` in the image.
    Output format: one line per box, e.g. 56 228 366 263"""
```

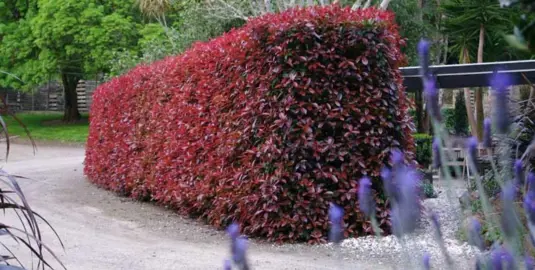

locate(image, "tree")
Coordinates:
442 0 517 139
0 0 142 121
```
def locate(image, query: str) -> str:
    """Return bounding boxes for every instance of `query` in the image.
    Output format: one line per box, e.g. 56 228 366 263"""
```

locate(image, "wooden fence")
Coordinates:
0 80 98 113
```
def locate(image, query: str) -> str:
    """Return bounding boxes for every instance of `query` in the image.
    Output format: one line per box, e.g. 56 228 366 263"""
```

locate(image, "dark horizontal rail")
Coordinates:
400 60 535 91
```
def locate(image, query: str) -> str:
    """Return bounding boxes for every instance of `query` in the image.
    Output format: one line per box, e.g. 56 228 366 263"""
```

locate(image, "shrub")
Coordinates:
453 91 469 135
85 5 415 243
442 108 455 133
414 133 432 168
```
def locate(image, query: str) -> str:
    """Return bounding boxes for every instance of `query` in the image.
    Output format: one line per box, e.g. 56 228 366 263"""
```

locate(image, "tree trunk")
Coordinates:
461 48 478 138
416 89 425 133
415 0 427 133
61 70 81 122
475 23 485 140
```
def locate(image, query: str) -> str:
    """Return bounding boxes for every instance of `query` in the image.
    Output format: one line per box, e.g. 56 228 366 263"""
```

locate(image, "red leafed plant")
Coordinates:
85 5 415 243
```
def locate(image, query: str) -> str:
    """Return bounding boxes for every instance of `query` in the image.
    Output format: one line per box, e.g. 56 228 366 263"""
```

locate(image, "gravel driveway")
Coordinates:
1 143 475 269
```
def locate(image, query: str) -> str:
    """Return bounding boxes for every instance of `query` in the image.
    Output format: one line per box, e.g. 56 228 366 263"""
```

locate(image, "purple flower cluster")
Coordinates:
524 172 535 225
329 203 344 244
490 72 512 134
381 150 422 237
418 39 441 122
358 177 375 217
226 223 250 270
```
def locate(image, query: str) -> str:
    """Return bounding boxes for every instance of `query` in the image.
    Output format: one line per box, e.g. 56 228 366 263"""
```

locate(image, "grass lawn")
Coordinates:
2 112 89 143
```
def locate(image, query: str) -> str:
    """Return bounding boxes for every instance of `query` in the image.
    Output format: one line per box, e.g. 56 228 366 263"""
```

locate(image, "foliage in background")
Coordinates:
501 0 535 54
0 0 143 121
414 133 432 168
442 108 455 134
452 91 469 135
85 6 415 243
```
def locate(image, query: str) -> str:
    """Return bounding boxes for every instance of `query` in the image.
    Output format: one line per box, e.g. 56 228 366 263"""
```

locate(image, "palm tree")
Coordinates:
442 0 515 140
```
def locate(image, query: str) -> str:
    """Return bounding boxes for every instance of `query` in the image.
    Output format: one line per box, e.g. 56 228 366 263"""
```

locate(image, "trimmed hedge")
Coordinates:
85 6 415 243
414 133 432 168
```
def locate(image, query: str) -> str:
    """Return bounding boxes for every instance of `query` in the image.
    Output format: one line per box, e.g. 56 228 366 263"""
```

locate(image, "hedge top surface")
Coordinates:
86 5 415 243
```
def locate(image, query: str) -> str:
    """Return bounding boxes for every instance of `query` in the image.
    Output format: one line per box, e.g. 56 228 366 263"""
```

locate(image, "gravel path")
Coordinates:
337 179 479 269
1 143 476 269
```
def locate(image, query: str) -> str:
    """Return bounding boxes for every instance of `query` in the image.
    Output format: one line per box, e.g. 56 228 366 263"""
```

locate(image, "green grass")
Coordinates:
2 112 89 143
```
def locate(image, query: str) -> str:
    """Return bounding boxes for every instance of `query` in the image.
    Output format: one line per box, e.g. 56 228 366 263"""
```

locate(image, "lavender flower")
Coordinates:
358 177 375 217
329 203 344 244
490 245 515 270
514 159 524 185
483 118 492 148
490 72 512 134
524 176 535 224
467 217 484 251
423 252 430 270
381 166 398 202
232 236 249 269
391 166 421 236
227 223 240 240
526 256 535 270
391 148 404 167
423 76 442 122
529 172 535 193
418 39 431 79
501 181 518 238
466 136 479 167
432 137 441 169
224 259 232 270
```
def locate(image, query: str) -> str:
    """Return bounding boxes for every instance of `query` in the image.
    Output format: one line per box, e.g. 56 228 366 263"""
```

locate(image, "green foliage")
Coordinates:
441 0 520 62
389 0 430 66
453 91 469 135
422 182 437 198
414 133 432 168
442 108 455 133
0 0 143 88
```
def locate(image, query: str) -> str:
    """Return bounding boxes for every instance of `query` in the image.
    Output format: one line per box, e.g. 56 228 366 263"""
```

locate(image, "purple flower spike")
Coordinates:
432 138 441 169
467 217 484 251
424 77 442 122
528 173 535 193
491 245 515 270
227 223 240 240
526 256 535 270
466 137 478 166
381 167 398 202
524 186 535 225
358 177 375 217
483 118 492 148
391 167 421 236
418 39 431 78
232 237 249 266
514 159 524 185
391 149 404 166
491 72 512 134
224 259 232 270
423 252 430 270
329 203 344 244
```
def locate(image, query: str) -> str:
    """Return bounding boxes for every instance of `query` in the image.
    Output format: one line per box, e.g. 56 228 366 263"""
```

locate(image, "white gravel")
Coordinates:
331 179 480 270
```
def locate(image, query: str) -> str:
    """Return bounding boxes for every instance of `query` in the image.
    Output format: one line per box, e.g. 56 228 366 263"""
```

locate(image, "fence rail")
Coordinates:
0 80 97 113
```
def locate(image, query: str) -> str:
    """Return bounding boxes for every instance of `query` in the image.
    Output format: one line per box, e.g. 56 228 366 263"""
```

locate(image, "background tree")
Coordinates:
0 0 143 121
442 0 518 139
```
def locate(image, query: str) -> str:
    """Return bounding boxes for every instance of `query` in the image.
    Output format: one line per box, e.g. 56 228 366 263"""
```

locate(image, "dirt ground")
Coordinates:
1 143 395 270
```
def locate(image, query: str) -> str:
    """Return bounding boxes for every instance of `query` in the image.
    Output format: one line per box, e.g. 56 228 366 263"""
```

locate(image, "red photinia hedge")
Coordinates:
85 5 415 243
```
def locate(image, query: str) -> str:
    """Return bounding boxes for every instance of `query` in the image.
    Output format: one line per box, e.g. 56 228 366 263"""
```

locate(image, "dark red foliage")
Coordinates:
85 5 415 243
